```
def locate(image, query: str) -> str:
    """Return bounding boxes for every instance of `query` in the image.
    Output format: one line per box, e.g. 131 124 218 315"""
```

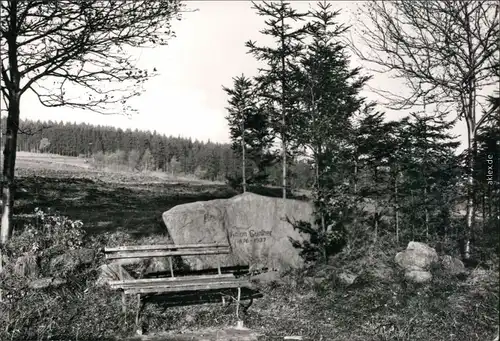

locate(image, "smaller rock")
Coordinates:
441 255 466 275
185 314 195 323
250 271 282 285
29 277 66 289
337 272 357 286
304 276 325 286
395 241 438 271
50 248 95 275
13 253 39 278
96 263 134 286
407 241 437 256
405 270 432 283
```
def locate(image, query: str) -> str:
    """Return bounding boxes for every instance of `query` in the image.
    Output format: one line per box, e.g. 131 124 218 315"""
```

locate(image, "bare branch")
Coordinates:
350 0 499 132
2 0 183 115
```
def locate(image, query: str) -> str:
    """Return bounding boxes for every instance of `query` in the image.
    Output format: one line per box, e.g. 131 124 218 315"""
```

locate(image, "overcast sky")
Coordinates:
20 0 470 149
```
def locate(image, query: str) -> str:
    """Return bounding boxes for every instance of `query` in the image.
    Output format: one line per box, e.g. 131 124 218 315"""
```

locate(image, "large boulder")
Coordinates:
162 192 313 271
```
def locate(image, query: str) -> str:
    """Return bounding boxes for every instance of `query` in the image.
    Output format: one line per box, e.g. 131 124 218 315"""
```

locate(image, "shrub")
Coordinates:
0 210 139 340
3 208 85 267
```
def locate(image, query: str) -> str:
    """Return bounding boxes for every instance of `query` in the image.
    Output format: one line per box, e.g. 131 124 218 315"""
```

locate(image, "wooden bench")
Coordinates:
104 243 253 332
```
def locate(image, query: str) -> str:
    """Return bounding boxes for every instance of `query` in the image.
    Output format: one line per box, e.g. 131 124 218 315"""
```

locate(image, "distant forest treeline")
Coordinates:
6 118 313 187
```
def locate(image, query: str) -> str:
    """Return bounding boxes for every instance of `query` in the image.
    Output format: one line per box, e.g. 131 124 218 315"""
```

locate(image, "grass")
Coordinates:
13 152 238 237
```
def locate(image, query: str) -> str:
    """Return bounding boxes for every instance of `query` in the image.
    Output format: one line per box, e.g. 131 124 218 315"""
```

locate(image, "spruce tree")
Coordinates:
296 2 368 185
223 74 274 191
223 74 256 192
288 2 370 261
353 103 398 243
246 0 309 199
397 111 460 243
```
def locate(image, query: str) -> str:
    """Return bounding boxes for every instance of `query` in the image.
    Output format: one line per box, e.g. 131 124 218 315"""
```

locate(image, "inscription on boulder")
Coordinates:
231 229 271 244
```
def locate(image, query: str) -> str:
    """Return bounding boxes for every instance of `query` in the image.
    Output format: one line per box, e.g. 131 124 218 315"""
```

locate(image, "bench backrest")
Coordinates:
104 243 230 277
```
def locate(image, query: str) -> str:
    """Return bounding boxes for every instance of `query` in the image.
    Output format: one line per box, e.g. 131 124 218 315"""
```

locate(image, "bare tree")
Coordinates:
0 0 185 243
350 0 499 259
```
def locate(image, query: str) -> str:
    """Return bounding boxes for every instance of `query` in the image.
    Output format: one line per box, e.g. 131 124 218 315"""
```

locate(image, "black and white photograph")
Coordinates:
0 1 499 340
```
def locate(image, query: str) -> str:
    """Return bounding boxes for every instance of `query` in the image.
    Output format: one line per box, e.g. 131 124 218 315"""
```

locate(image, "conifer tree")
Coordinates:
353 103 398 242
223 74 274 191
246 0 309 199
296 1 369 194
397 111 461 243
223 74 255 192
288 2 370 261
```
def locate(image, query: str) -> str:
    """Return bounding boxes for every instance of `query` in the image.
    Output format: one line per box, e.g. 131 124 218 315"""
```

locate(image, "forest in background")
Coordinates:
6 118 314 188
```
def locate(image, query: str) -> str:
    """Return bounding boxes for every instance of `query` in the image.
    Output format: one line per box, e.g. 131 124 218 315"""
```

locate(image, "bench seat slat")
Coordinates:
113 278 239 290
124 280 252 295
105 243 230 253
105 248 229 259
108 274 235 288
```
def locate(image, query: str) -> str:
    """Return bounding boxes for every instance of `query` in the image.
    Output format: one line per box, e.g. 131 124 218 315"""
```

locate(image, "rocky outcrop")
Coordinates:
162 192 313 271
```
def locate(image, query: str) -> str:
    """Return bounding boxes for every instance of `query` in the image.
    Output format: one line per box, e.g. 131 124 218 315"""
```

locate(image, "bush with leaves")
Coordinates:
0 211 139 340
2 208 86 276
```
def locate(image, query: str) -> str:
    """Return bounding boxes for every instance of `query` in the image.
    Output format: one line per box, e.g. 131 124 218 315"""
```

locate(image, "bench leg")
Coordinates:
242 297 254 314
235 287 241 320
122 291 127 314
135 294 144 335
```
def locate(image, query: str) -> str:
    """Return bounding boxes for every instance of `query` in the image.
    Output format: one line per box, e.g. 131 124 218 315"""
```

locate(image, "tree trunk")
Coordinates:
482 192 486 229
410 189 415 240
315 154 320 190
395 171 399 244
464 131 476 260
1 93 20 244
1 1 20 244
354 158 358 195
241 128 246 193
424 186 429 241
280 13 286 200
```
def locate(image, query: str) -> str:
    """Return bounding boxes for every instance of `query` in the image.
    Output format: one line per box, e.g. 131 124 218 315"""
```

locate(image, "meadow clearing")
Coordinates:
13 152 237 237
